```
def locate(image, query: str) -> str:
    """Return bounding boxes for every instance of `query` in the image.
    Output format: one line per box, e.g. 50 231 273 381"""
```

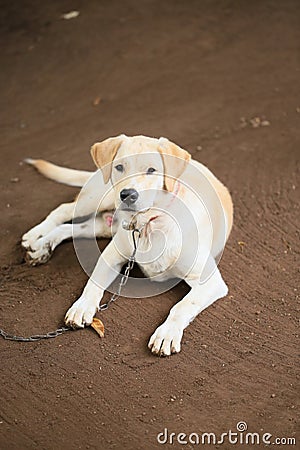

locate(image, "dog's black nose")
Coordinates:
120 189 139 205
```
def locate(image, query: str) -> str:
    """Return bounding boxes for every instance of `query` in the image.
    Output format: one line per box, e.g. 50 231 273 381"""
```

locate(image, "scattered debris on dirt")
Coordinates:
237 241 246 252
61 11 80 20
282 237 292 251
92 96 102 107
240 116 271 128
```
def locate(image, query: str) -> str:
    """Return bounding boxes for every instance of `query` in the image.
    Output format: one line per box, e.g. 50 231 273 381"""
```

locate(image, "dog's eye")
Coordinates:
115 164 124 172
146 167 156 174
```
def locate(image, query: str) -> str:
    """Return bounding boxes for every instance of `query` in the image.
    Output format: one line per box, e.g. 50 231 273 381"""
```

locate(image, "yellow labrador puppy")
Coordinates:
22 135 233 356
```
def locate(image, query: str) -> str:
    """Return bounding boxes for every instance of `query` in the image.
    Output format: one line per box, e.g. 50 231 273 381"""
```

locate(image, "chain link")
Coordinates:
98 228 141 311
0 326 72 342
0 228 142 342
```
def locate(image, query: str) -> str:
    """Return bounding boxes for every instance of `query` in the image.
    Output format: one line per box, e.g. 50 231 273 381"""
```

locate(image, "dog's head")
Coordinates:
91 134 191 212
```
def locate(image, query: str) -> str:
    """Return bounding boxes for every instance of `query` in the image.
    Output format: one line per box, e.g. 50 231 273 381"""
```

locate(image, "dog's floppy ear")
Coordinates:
158 137 191 192
90 135 125 184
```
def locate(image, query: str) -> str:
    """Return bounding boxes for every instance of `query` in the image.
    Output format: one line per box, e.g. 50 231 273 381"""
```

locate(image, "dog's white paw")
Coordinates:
65 296 98 329
148 320 183 356
25 239 53 266
22 225 45 250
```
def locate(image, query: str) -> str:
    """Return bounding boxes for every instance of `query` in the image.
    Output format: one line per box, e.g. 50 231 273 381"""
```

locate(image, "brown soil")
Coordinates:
0 1 299 449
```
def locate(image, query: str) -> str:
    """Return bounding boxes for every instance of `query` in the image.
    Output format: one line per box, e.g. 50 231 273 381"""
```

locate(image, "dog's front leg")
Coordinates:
65 240 127 328
148 260 228 356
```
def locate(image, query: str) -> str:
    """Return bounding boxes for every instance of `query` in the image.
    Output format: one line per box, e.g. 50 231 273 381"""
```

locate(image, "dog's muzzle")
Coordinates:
120 188 139 206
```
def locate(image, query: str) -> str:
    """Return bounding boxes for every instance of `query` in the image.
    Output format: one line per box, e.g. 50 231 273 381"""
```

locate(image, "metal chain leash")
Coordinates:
0 326 71 342
98 228 141 311
0 228 142 343
98 227 141 311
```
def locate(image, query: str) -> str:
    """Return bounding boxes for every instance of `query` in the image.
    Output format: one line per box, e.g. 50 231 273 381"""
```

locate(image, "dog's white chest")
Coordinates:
135 225 181 280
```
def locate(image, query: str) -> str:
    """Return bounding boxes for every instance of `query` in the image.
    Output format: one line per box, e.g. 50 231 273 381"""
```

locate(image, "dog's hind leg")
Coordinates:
22 201 84 251
25 212 117 266
22 176 114 251
22 201 78 250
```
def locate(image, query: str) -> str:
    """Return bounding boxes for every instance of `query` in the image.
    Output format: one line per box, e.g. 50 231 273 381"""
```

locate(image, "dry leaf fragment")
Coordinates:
238 241 246 252
91 317 105 338
92 96 102 106
61 11 80 20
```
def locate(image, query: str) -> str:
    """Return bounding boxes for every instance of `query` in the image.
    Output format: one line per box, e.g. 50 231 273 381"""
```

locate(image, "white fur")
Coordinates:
22 135 233 356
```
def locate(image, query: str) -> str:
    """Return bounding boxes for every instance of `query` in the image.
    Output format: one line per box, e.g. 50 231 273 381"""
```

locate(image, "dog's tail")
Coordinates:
24 158 93 187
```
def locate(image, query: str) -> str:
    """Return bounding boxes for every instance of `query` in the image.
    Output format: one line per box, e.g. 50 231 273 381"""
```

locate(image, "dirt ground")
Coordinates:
0 1 299 449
